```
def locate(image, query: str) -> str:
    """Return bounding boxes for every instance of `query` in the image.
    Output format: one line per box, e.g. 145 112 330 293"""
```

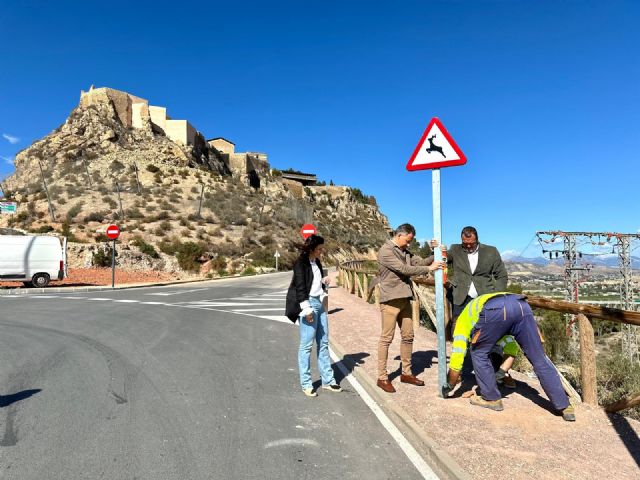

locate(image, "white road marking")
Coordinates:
86 298 112 301
140 301 170 305
329 348 439 480
113 299 140 303
29 296 59 299
232 308 284 312
180 302 277 307
264 438 320 449
258 315 291 324
145 288 208 297
60 297 86 300
227 297 283 302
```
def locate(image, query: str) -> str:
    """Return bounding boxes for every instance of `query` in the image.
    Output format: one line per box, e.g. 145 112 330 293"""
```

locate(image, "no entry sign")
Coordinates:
106 224 120 240
300 224 317 239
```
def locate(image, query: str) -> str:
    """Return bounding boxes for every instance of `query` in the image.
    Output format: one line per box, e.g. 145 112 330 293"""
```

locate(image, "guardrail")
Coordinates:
338 260 640 412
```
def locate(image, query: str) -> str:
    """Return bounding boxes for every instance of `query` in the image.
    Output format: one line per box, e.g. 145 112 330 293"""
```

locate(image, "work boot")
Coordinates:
562 405 576 422
502 375 516 389
470 394 504 411
400 374 425 386
377 379 396 393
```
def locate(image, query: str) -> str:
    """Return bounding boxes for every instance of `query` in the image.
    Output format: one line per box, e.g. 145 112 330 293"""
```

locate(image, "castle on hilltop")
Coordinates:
80 86 270 184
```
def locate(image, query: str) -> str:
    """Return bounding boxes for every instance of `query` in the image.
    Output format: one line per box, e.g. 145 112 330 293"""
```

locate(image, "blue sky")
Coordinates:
1 1 638 255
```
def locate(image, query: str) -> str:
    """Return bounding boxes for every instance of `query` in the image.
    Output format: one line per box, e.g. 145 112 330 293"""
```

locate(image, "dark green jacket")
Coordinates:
446 243 508 306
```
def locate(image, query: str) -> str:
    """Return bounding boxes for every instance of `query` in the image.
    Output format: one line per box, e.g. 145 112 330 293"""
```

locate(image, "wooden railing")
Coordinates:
338 261 640 411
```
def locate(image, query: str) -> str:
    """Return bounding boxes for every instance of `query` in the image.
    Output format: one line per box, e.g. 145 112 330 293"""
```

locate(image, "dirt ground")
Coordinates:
0 268 176 288
326 273 640 480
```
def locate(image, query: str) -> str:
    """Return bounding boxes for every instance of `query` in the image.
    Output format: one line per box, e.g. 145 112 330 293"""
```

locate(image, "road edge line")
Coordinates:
330 338 471 480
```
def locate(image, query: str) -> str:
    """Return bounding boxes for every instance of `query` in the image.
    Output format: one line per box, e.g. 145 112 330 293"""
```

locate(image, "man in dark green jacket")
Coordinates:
447 226 508 322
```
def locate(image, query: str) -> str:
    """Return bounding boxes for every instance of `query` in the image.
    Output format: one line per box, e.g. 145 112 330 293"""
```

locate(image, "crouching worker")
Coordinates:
442 293 575 421
492 335 519 389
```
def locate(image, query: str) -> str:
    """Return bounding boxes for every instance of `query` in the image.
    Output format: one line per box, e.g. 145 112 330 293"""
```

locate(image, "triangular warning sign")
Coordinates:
406 117 467 171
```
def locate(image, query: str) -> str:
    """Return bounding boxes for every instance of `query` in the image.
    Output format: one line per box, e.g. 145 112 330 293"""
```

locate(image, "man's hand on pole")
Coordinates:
442 369 461 398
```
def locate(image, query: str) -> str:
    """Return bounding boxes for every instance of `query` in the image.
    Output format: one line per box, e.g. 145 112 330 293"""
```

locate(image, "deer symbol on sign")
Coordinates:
426 134 446 158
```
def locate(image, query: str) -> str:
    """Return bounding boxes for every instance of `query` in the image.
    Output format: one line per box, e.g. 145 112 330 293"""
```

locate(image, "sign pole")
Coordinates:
111 238 116 289
432 168 447 396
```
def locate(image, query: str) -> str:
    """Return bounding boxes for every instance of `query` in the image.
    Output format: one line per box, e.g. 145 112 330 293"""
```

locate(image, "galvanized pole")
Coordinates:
275 251 279 271
197 184 205 218
115 182 124 220
111 238 116 289
36 157 56 221
133 162 141 194
432 169 446 395
82 156 92 188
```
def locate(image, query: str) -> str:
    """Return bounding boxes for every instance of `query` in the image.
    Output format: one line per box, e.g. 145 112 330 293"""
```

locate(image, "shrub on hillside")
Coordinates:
67 202 84 220
131 237 160 258
596 352 640 421
32 224 54 233
175 242 206 272
146 164 160 173
85 212 105 223
92 247 112 267
241 266 256 276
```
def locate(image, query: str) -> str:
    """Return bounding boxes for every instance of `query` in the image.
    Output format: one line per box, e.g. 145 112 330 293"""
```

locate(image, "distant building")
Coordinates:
80 86 197 146
281 171 317 186
207 137 269 188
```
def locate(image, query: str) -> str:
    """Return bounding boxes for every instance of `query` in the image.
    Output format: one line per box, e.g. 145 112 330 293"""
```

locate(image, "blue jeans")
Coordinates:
298 296 336 390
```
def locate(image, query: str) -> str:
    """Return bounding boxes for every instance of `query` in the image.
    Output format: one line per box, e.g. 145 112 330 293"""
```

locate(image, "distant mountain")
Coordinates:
503 252 640 269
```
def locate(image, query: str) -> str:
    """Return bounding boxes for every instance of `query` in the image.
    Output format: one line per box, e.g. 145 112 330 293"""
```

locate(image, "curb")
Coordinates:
0 270 291 296
330 338 471 480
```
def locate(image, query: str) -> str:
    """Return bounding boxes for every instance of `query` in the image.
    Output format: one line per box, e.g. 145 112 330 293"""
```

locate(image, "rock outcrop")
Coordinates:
1 88 390 274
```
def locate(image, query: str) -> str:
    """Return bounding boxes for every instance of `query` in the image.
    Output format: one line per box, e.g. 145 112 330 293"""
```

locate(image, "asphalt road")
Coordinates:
0 273 426 479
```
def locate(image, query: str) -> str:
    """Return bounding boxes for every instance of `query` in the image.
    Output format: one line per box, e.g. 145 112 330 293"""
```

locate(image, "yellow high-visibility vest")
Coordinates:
450 292 512 372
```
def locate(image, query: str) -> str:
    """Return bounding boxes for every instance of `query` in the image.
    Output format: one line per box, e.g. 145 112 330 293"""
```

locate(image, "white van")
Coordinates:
0 235 68 287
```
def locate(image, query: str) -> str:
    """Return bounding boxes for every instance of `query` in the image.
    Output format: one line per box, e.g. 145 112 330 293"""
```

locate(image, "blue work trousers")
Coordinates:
298 296 336 390
470 295 569 410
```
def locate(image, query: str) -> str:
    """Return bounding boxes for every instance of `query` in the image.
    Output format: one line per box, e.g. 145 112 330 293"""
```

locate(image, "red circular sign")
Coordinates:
300 223 317 240
106 224 121 240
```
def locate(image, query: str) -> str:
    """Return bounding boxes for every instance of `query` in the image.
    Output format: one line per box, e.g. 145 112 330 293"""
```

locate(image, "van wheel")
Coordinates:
32 273 50 288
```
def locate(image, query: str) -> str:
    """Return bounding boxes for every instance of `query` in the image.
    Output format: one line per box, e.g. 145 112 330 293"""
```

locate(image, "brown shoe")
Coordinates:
400 374 425 386
377 379 396 393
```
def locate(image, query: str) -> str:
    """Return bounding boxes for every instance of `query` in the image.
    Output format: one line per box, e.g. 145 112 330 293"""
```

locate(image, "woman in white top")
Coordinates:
285 235 341 397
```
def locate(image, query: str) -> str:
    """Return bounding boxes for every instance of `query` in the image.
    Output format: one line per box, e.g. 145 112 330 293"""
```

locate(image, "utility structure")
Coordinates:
35 156 56 221
615 234 640 361
537 231 640 361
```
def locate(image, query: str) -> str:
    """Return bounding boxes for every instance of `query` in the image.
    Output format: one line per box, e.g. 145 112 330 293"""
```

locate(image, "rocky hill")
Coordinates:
0 87 390 276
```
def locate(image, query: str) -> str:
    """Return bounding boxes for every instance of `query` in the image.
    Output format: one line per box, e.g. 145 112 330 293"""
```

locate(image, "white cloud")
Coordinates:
501 249 520 259
2 133 19 144
0 156 14 165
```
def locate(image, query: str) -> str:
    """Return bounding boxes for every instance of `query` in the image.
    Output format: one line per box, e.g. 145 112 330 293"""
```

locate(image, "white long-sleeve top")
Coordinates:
299 259 327 316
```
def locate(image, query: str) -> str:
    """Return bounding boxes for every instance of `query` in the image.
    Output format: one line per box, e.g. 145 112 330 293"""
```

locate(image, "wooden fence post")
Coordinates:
578 313 598 406
412 299 420 331
363 274 369 303
349 271 355 295
374 285 380 307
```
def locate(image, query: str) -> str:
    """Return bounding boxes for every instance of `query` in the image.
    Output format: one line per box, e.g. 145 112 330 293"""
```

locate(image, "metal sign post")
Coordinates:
406 117 467 397
111 238 117 289
106 225 121 289
431 169 447 395
274 250 280 271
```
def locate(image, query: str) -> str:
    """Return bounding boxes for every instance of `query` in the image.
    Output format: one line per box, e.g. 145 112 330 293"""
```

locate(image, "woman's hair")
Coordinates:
299 234 325 256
